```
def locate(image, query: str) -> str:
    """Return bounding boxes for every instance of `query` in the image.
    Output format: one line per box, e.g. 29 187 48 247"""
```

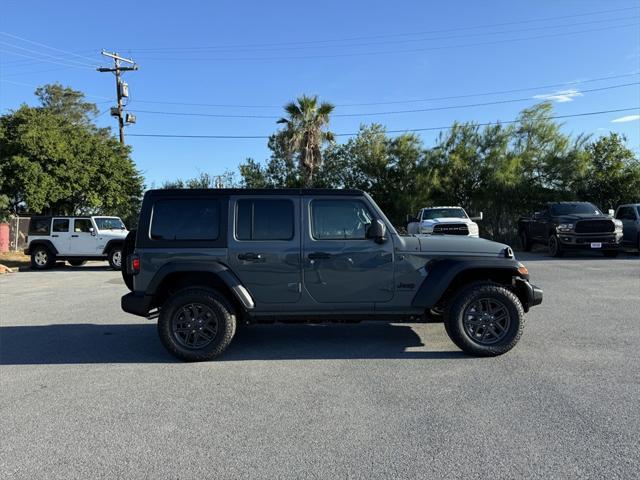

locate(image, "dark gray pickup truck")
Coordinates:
518 202 623 257
121 188 542 361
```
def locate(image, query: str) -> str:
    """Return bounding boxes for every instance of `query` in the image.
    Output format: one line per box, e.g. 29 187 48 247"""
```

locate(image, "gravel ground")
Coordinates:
1 252 639 479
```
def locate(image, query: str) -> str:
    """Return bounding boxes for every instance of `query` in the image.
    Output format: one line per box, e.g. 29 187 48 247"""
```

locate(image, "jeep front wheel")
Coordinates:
444 283 525 356
548 235 563 257
157 288 237 362
31 246 55 270
108 247 123 270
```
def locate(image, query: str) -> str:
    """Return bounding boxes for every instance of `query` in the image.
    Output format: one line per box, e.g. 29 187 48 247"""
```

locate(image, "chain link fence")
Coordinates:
7 216 30 252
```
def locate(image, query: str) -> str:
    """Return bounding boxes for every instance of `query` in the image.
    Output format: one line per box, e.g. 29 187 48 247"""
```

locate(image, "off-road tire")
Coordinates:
107 246 123 270
68 259 87 266
548 234 564 257
444 282 525 357
519 231 532 252
158 288 237 362
30 246 55 270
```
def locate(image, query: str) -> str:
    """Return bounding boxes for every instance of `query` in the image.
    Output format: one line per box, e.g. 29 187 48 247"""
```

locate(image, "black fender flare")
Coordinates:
27 240 59 255
102 239 124 255
147 261 255 310
411 257 524 309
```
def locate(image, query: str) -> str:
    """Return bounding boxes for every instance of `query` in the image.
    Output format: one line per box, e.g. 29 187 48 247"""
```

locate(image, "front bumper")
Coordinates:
121 292 153 317
515 277 543 311
556 232 623 250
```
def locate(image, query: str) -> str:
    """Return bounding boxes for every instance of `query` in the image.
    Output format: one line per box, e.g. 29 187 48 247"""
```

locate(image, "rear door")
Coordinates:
302 196 394 304
227 196 302 304
70 218 99 255
50 218 72 254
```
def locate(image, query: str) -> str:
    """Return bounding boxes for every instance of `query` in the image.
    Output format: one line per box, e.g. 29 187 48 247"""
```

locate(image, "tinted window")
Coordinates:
422 208 467 220
151 198 220 240
550 203 602 216
52 219 69 232
236 199 294 240
29 218 50 235
94 217 125 230
74 219 93 233
616 207 631 220
311 200 373 240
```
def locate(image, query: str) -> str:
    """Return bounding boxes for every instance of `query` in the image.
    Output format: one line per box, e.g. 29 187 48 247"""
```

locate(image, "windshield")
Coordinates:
550 203 602 216
422 208 467 220
94 217 126 230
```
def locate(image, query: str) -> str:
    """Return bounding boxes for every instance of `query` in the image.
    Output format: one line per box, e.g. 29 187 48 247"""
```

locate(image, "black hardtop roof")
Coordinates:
145 188 365 197
545 201 596 205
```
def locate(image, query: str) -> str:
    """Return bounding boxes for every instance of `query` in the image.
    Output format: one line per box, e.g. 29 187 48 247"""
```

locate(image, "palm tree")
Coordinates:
277 95 335 187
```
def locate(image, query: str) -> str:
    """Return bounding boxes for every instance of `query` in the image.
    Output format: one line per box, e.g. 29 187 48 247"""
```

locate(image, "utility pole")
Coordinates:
97 51 138 145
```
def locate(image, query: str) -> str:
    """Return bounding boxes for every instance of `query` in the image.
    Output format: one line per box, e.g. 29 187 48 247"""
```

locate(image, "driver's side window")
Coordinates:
74 219 93 233
311 199 373 240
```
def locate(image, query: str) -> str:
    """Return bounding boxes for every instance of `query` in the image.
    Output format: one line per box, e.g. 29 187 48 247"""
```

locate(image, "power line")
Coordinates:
122 15 639 56
132 22 639 61
122 6 640 52
126 82 640 120
0 48 95 70
125 107 640 139
127 72 640 110
0 32 97 64
0 41 96 68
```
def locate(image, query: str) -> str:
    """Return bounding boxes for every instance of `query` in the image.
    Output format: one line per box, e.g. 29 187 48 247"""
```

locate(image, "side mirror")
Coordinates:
470 212 483 221
533 211 541 218
89 227 96 236
608 209 615 217
367 219 387 244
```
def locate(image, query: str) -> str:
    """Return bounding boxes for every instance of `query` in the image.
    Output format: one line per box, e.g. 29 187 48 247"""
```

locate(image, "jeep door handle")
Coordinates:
71 234 79 238
51 234 59 237
238 252 264 261
308 252 331 260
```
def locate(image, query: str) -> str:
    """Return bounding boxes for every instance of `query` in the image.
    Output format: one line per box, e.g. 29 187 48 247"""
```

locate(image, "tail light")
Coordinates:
129 255 140 275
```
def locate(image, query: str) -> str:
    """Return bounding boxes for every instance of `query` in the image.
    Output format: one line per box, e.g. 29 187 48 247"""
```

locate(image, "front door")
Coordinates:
227 196 302 305
302 196 394 304
50 218 72 254
70 218 99 255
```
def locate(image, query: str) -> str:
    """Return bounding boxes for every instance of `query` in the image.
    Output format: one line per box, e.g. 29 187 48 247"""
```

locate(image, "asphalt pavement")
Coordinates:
1 252 639 479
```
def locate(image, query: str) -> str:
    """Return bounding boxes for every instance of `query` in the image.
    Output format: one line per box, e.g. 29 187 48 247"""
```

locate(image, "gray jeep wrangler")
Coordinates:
121 189 542 361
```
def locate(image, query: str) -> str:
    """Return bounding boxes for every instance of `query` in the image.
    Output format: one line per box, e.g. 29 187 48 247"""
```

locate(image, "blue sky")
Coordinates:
1 0 639 186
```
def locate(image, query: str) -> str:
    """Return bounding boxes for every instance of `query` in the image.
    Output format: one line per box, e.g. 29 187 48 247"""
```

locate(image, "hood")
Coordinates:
422 217 471 224
415 235 508 256
99 229 129 238
555 214 613 222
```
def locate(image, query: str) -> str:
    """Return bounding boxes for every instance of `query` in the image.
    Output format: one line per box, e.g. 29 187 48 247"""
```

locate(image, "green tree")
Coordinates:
277 95 335 187
0 84 143 225
577 133 640 210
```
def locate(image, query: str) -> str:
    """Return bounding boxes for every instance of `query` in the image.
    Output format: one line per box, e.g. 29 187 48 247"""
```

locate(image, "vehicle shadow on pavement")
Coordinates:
515 251 639 261
0 323 463 364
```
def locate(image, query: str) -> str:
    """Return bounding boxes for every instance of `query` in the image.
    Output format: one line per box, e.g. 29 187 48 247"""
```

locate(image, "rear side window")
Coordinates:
52 219 69 232
29 218 51 235
151 198 220 241
236 199 294 240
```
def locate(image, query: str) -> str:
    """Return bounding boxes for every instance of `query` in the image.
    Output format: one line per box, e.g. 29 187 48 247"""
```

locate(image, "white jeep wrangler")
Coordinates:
25 216 128 270
407 207 482 237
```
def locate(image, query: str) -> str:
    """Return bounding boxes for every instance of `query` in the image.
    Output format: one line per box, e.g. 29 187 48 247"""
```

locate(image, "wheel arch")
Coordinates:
412 258 528 311
28 239 58 255
102 239 124 255
147 261 254 318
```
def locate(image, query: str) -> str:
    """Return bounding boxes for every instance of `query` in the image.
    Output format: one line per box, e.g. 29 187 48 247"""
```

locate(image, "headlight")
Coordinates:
614 219 623 232
420 225 434 234
557 223 574 232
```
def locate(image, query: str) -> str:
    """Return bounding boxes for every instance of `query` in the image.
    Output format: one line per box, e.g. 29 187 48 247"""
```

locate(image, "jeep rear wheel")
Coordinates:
444 283 525 356
108 246 123 270
31 246 55 270
157 288 237 362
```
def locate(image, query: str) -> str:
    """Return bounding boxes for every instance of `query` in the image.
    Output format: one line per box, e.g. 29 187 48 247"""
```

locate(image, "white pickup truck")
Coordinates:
407 207 482 237
25 216 128 270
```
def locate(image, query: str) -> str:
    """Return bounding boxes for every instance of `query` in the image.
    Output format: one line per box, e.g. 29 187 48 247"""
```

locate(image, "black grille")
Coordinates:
574 220 615 234
433 224 469 235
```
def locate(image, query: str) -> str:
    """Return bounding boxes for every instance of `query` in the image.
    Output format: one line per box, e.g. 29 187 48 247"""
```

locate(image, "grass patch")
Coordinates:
0 252 30 270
